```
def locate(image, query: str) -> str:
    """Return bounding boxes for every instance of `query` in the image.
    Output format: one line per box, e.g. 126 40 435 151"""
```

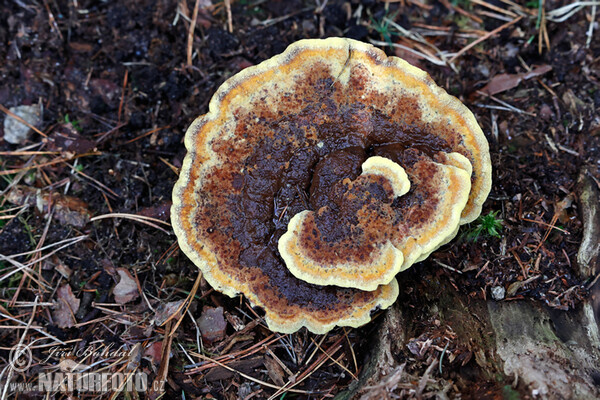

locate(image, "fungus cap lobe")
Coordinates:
279 156 409 291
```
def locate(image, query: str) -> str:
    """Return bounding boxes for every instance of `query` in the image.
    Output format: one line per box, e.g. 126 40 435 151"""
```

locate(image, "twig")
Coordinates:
309 337 357 380
511 250 528 278
123 125 170 144
146 321 173 398
535 212 559 252
195 352 313 395
255 7 313 27
224 0 233 33
546 1 600 22
0 298 40 400
0 310 66 345
185 333 279 373
117 70 128 124
521 217 569 233
383 17 455 66
1 235 88 259
343 328 358 379
369 39 451 67
0 236 87 287
0 152 101 177
187 0 201 67
159 157 179 175
269 335 345 400
470 0 518 17
475 91 537 116
478 10 514 22
90 213 172 234
435 259 463 274
168 271 203 335
439 0 484 24
587 4 597 47
416 357 438 397
65 162 120 198
42 0 63 41
449 16 523 63
538 0 550 54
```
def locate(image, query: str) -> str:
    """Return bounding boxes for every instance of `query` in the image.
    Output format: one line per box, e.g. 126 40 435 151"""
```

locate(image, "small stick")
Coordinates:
439 0 484 24
535 212 559 252
522 217 568 233
168 271 203 335
123 125 170 144
224 0 233 33
117 70 128 124
470 0 518 17
187 0 201 67
586 4 597 47
449 16 523 63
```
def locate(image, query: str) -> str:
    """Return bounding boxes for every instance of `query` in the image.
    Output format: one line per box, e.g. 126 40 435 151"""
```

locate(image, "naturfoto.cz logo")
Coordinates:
6 343 158 393
8 344 32 372
10 371 149 393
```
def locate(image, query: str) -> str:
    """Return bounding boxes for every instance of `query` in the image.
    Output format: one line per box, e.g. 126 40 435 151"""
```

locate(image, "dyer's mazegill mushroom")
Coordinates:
172 38 491 334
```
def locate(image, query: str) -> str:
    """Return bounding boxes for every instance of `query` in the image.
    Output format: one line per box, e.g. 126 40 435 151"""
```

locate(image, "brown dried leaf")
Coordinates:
507 280 524 297
101 258 117 277
126 343 143 372
46 124 97 155
6 185 91 228
556 194 575 224
263 355 286 386
153 300 185 326
144 341 163 365
113 268 139 304
481 65 552 95
53 284 80 328
197 306 227 344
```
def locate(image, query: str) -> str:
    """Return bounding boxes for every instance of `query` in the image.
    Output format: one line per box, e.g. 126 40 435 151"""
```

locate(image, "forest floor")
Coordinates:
1 0 599 399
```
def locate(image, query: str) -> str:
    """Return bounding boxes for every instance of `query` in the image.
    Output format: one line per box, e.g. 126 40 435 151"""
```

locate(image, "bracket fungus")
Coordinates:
172 38 491 334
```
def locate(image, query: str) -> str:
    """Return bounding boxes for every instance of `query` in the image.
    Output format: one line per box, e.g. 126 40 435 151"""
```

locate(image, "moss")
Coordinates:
502 384 521 400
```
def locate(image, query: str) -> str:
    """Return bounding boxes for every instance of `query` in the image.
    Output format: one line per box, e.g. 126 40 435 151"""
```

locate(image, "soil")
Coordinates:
1 0 599 399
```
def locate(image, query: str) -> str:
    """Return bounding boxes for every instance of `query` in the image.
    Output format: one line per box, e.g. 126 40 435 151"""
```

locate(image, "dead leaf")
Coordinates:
481 65 552 96
126 343 143 372
144 341 163 366
100 258 117 277
507 280 524 297
153 300 185 326
113 268 139 304
263 355 286 386
53 284 80 328
197 306 227 344
6 185 92 228
46 124 97 155
556 194 575 224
